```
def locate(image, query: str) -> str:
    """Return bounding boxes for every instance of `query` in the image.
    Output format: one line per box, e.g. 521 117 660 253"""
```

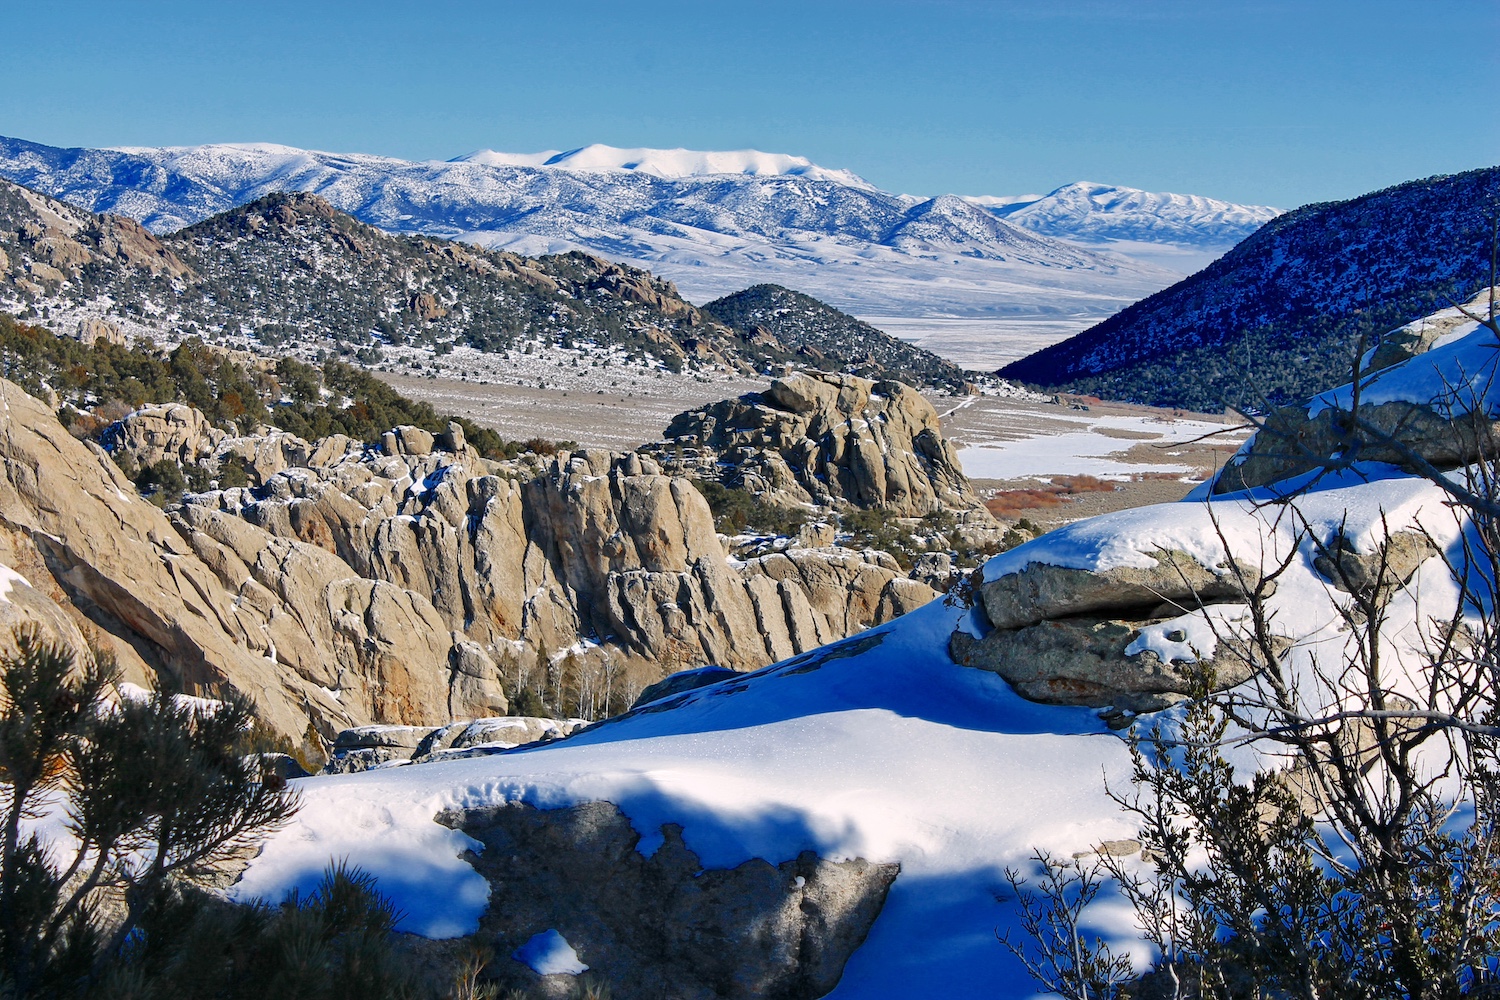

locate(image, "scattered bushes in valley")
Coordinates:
984 474 1118 518
0 313 570 467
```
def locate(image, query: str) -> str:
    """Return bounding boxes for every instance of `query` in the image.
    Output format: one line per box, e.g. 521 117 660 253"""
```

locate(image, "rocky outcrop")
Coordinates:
951 609 1261 714
1313 529 1438 601
22 374 968 740
631 666 738 708
199 434 937 679
0 560 93 666
439 800 898 999
652 371 988 517
320 716 585 772
0 181 191 291
953 547 1273 718
0 378 498 740
977 549 1262 630
1212 398 1500 495
1213 287 1500 495
78 317 126 347
103 403 226 467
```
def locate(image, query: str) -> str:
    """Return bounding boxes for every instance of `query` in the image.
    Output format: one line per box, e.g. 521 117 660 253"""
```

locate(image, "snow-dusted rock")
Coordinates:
951 608 1260 714
1214 290 1500 495
103 403 226 468
976 548 1258 631
654 371 992 518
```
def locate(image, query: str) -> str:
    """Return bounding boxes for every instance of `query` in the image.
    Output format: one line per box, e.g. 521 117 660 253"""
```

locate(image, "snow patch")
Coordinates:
0 563 30 603
513 929 589 976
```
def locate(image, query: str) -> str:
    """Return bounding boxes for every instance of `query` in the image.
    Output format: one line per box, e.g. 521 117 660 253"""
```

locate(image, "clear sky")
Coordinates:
4 0 1495 209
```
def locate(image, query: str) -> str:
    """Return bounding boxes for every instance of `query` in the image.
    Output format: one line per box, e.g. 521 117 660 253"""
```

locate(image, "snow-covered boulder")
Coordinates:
1215 287 1500 495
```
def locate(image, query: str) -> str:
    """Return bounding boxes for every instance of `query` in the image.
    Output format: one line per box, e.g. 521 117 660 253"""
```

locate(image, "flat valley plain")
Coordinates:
380 363 1250 527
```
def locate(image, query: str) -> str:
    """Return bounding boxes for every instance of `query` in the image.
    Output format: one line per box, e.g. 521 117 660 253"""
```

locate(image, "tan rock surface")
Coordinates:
978 549 1260 630
0 379 475 739
656 371 990 517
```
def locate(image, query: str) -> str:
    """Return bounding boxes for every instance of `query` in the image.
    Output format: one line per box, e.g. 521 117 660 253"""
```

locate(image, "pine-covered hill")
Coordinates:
0 177 960 386
999 166 1500 411
0 180 973 389
701 284 971 391
0 182 764 367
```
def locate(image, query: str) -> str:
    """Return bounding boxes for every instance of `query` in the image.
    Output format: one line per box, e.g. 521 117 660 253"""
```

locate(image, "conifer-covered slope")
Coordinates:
701 284 970 391
0 179 968 387
999 167 1500 410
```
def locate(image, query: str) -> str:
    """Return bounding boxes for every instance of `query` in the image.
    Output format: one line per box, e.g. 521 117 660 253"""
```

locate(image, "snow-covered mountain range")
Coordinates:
988 181 1279 247
0 136 1280 367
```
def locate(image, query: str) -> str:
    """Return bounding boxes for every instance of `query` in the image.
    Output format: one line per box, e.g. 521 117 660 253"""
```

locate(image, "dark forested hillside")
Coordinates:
702 284 970 390
999 167 1500 410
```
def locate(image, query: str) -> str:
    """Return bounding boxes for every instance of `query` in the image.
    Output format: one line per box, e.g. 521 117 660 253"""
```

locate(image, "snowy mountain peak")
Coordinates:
987 181 1282 247
453 143 874 188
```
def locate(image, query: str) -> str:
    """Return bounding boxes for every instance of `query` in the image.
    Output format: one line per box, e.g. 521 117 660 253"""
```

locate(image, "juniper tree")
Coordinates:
0 629 297 997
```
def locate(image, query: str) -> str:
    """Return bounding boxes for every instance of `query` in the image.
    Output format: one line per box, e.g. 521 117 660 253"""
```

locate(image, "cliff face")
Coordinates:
204 431 936 677
0 375 963 739
0 377 467 740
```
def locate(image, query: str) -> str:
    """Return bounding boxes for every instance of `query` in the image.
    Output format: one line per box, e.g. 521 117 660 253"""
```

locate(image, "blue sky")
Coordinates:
5 0 1495 208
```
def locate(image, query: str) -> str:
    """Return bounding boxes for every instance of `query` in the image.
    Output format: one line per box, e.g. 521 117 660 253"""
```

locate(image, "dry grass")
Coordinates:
985 474 1119 517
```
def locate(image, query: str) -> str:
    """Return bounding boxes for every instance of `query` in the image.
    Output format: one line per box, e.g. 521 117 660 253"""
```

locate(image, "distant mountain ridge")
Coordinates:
0 177 969 387
986 181 1280 247
999 166 1500 410
0 136 1272 340
450 143 876 187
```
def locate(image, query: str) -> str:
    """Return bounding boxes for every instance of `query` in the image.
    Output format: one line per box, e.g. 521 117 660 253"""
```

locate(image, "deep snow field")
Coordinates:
234 594 1148 994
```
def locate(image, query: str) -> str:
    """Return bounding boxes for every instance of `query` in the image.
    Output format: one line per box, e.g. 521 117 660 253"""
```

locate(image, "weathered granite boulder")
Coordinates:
103 403 226 467
226 438 935 678
978 549 1261 630
410 716 586 761
439 800 899 999
951 609 1261 714
654 371 989 517
0 562 93 666
78 317 126 347
1213 399 1500 496
1313 529 1438 601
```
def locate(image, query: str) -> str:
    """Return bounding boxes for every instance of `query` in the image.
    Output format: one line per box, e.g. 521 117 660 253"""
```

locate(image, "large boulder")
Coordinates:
952 606 1263 714
978 549 1260 630
103 403 226 468
654 371 989 518
954 505 1284 718
439 800 899 999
